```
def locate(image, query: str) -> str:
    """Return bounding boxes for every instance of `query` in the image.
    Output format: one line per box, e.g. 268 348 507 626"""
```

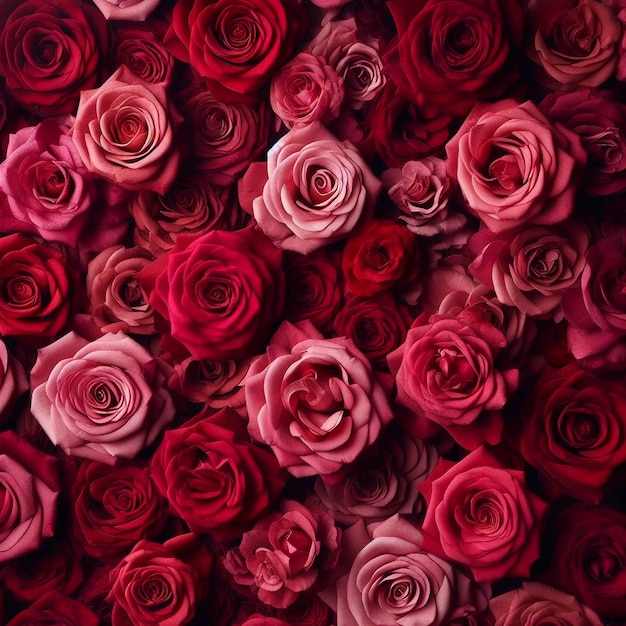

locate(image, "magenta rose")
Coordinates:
421 447 549 582
446 99 587 233
245 320 394 479
0 0 109 116
30 331 175 464
240 122 381 254
143 227 284 361
6 591 99 626
73 66 182 193
92 0 160 21
0 431 59 563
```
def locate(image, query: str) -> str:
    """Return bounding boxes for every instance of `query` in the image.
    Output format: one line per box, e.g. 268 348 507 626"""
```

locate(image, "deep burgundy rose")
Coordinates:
447 99 587 233
107 534 213 626
30 331 175 464
142 227 285 361
72 460 168 559
0 431 59 563
238 617 291 626
93 0 160 21
0 233 77 339
468 221 590 318
226 499 341 609
342 219 421 297
421 447 549 582
490 582 603 626
1 539 82 604
0 0 109 117
150 407 286 542
541 503 626 619
73 66 182 194
166 0 305 96
114 24 174 84
245 320 394 479
6 591 99 626
392 0 524 116
527 0 621 89
275 594 333 626
0 339 27 426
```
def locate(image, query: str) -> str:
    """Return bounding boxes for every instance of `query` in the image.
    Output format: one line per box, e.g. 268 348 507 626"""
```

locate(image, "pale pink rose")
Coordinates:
92 0 160 21
239 123 381 254
245 320 393 479
73 67 182 193
30 331 175 464
446 99 587 233
0 339 27 425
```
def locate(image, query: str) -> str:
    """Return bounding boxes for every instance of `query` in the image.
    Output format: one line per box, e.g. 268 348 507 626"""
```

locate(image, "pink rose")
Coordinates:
0 431 59 563
446 99 587 233
30 331 175 464
73 67 182 193
0 339 27 425
92 0 160 21
245 320 394 479
240 123 381 254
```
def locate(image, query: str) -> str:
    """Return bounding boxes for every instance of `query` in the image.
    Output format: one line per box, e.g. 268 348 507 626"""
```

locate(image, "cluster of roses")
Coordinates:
0 0 625 624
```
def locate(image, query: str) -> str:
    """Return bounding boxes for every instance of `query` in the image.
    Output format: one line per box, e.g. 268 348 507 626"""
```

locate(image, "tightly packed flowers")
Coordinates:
0 0 624 624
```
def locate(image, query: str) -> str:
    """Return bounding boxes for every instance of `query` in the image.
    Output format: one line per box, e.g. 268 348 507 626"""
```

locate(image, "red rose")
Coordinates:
150 407 286 542
6 591 99 626
0 0 109 117
0 339 27 426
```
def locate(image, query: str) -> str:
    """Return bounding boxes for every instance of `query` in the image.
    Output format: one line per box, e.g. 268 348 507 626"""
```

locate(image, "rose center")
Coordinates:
3 276 40 309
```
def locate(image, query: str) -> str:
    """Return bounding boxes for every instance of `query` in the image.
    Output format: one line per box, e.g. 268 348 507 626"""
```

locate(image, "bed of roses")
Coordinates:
0 0 624 624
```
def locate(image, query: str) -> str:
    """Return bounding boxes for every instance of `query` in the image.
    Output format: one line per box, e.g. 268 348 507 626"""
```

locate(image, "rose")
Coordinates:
338 515 490 626
240 123 381 254
420 447 549 582
0 431 59 563
107 534 213 626
490 582 603 626
447 99 587 233
73 66 182 194
0 0 109 116
527 0 621 89
245 320 394 479
468 221 590 317
142 227 285 361
238 617 291 626
6 591 100 626
30 330 175 464
92 0 160 21
150 407 286 542
1 539 82 604
114 25 174 84
520 363 626 504
541 503 626 618
72 460 168 559
275 594 333 626
388 314 519 450
167 0 305 96
0 233 77 339
0 339 27 425
270 52 344 128
392 0 524 116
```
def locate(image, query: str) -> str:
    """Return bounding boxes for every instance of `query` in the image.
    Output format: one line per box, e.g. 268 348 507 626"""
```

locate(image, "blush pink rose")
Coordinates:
73 67 182 193
92 0 160 21
446 99 587 233
239 123 381 254
245 320 394 479
30 331 175 464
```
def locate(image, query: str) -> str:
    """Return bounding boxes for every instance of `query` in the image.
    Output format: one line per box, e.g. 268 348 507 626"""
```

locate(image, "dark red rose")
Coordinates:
6 591 99 626
0 0 110 117
150 407 286 542
275 594 334 626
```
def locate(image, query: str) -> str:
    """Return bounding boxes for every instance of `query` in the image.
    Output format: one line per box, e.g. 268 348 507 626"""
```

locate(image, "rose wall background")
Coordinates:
0 0 624 624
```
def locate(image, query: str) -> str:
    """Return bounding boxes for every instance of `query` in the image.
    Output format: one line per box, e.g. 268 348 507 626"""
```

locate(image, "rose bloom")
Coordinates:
240 123 381 254
239 617 291 626
72 460 168 559
421 447 549 582
227 500 340 609
166 0 305 96
114 24 174 84
0 233 77 339
30 331 175 464
468 221 590 318
107 534 213 626
337 515 490 626
245 320 394 479
142 227 284 361
274 594 333 626
73 66 182 194
527 0 621 89
0 0 109 116
388 313 519 450
6 591 100 626
391 0 524 116
490 582 603 626
447 99 587 233
0 338 27 426
270 52 344 128
92 0 160 21
150 407 285 542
